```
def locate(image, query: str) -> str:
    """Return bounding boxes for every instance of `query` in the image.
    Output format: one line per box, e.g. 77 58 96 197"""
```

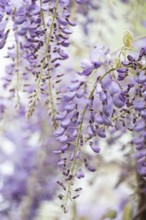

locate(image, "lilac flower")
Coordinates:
76 168 85 179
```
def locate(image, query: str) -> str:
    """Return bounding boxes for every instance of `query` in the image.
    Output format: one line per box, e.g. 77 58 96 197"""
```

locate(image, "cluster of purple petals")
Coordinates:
54 45 146 208
126 47 146 177
0 1 90 216
0 0 77 120
0 1 11 49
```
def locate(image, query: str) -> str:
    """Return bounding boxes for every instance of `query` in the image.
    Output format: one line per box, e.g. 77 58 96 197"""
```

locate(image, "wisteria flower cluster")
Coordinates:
1 0 146 219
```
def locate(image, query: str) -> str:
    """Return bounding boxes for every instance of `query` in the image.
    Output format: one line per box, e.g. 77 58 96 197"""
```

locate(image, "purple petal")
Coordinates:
135 73 146 84
133 100 145 111
76 169 85 179
15 17 26 25
113 95 125 108
91 145 101 153
55 111 67 120
117 68 128 73
61 118 71 128
127 55 135 62
134 120 145 131
86 164 96 172
68 82 81 92
61 144 69 151
80 59 93 69
56 135 68 143
141 110 146 118
65 103 76 112
76 89 84 98
102 116 111 126
81 67 94 76
97 128 106 138
54 127 65 137
63 91 76 101
95 115 103 124
110 81 121 94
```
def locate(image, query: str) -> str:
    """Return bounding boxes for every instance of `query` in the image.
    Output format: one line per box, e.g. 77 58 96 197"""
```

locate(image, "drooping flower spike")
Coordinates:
54 43 146 211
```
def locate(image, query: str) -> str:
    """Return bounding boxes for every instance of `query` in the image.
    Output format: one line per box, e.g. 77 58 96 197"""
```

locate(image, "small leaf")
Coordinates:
123 31 133 48
123 202 133 220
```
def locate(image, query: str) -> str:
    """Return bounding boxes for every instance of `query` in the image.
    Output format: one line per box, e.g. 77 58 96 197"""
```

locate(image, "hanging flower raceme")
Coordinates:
54 44 146 212
0 0 77 129
0 1 12 49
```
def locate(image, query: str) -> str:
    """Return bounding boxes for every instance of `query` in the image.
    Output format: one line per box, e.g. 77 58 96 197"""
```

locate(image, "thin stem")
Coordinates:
37 0 60 92
112 106 133 122
64 105 86 208
71 201 77 220
38 0 59 127
46 0 60 128
99 67 117 81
